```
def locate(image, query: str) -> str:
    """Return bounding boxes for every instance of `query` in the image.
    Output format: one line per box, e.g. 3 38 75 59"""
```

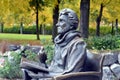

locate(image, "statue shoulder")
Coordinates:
71 37 87 50
73 36 84 43
68 36 86 46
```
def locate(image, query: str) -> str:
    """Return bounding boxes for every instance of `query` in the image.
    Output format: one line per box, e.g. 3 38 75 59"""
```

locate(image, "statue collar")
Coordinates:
54 30 81 47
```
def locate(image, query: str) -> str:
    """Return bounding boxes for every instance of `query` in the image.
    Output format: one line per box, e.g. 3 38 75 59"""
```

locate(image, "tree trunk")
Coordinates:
115 19 118 34
111 21 114 35
96 3 104 36
36 0 40 40
40 24 42 34
80 0 90 38
52 0 60 42
20 21 23 34
42 24 45 35
0 22 4 33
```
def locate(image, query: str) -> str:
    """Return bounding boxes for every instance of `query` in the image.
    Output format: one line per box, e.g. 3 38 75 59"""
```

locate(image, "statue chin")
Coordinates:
57 27 63 34
57 27 70 35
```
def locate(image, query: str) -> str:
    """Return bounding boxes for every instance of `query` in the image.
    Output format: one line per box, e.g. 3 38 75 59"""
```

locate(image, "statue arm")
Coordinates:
63 40 87 74
20 61 49 73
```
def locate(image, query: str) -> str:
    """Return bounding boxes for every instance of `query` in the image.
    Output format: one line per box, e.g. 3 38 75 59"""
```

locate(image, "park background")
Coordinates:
0 0 120 79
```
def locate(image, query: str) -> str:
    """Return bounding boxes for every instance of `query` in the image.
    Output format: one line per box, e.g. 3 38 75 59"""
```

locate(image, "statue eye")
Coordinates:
69 13 73 18
60 19 64 22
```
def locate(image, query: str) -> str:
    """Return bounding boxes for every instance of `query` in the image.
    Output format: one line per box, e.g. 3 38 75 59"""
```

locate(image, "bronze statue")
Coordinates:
20 8 87 80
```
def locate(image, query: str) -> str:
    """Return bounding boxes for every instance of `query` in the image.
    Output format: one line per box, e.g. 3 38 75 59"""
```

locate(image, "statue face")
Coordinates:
56 15 71 34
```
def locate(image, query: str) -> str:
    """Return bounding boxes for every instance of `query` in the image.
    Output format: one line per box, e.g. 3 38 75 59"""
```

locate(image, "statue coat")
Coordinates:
49 30 87 75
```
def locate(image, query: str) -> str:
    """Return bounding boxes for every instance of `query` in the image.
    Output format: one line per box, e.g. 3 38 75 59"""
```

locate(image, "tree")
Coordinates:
92 0 111 36
96 3 104 36
105 0 120 35
29 0 46 40
8 0 31 34
0 0 32 30
80 0 90 38
52 0 60 42
0 0 10 32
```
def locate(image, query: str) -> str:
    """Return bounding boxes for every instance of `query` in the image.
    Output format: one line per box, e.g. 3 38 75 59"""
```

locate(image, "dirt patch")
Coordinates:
0 78 23 80
0 39 41 45
0 39 42 54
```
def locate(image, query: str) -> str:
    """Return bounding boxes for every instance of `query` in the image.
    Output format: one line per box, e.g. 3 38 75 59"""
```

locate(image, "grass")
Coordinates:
0 33 52 40
0 33 52 45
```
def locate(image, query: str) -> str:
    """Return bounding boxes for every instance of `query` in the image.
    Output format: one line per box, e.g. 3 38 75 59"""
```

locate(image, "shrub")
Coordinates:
0 51 22 79
44 25 52 35
89 26 120 36
86 35 120 50
41 39 54 64
100 26 112 35
24 50 38 61
23 26 36 34
44 45 54 64
4 26 20 33
0 50 38 79
3 25 52 35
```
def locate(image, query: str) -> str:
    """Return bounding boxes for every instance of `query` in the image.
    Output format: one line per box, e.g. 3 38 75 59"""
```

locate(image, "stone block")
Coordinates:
110 63 120 79
8 45 20 51
117 53 120 64
103 53 118 66
102 66 116 80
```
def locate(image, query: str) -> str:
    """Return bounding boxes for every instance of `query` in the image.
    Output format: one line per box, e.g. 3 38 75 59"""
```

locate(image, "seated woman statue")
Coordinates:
20 8 87 80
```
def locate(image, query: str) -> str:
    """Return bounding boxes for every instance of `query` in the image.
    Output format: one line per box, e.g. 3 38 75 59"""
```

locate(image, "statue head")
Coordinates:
56 8 79 34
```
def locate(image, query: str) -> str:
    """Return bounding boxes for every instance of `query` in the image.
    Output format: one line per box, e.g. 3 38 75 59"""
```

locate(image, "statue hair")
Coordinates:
59 8 79 30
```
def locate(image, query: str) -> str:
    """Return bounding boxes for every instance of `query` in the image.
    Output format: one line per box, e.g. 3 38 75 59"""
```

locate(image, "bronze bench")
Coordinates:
53 52 105 80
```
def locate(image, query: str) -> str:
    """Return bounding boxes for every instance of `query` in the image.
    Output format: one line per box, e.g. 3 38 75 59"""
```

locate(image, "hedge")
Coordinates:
3 25 52 35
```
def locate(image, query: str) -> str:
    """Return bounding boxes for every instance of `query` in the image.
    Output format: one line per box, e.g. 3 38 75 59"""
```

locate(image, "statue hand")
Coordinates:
38 46 47 64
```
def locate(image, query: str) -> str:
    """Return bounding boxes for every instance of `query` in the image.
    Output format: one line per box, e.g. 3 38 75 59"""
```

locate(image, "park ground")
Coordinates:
0 33 52 45
0 33 52 54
